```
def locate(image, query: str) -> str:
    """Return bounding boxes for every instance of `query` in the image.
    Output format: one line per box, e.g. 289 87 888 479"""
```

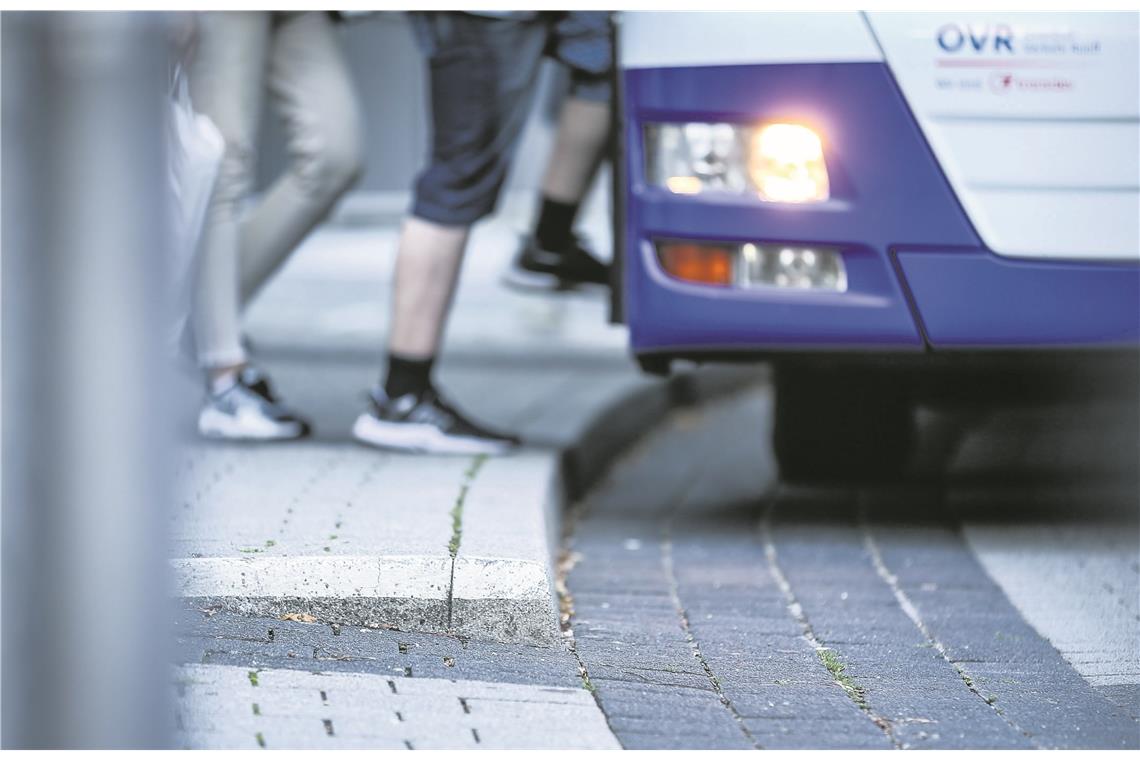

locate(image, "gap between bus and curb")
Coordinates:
172 365 763 646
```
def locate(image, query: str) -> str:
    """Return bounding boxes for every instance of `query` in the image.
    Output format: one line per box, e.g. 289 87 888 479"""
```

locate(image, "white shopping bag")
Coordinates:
166 65 224 356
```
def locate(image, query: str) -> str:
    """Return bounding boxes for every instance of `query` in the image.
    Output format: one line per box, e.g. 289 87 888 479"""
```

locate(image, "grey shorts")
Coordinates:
409 12 613 227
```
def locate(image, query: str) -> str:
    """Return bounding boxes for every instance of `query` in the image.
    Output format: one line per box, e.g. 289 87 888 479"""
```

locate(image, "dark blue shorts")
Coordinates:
409 12 613 227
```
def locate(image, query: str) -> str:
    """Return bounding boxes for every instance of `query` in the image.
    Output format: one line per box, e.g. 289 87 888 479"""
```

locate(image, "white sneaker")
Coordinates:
197 367 311 442
352 386 519 455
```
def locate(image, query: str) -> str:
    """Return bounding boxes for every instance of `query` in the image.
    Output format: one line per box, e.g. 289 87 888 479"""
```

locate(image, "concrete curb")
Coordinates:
453 364 764 644
175 365 764 645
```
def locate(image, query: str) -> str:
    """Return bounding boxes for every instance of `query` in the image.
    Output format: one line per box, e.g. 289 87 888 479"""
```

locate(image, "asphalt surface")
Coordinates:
174 373 1140 749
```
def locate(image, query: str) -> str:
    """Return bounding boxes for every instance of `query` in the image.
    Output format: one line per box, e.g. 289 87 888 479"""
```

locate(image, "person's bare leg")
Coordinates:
387 217 469 359
353 214 518 454
509 95 612 290
541 96 610 204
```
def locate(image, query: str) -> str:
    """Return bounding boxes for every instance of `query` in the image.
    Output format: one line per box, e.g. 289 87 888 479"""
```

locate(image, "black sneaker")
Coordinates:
502 235 610 292
197 366 311 441
352 386 520 455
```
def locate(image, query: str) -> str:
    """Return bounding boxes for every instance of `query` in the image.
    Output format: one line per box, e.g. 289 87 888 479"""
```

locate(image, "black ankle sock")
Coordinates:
384 354 435 399
534 197 579 253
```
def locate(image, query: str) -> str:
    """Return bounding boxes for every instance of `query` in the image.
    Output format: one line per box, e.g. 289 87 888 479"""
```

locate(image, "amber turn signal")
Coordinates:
656 242 735 286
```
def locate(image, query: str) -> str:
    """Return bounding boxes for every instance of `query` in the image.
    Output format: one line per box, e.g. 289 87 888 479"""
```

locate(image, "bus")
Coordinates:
614 12 1140 480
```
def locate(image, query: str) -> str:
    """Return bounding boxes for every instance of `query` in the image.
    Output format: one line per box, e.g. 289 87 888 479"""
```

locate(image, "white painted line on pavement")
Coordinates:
964 521 1140 688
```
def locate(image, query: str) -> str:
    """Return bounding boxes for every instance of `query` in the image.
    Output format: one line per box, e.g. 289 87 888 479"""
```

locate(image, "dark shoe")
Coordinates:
197 366 311 441
502 235 610 292
352 386 519 455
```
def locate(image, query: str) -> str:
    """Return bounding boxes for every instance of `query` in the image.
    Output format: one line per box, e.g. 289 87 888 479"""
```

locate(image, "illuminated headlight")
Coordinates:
750 124 830 203
645 122 830 203
656 241 846 292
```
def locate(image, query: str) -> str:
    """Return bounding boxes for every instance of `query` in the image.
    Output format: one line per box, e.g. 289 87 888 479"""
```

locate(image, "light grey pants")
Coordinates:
189 11 364 368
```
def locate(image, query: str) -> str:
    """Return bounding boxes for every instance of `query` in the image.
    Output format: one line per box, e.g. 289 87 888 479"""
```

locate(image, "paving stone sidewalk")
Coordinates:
563 387 1140 750
171 211 656 644
174 663 618 749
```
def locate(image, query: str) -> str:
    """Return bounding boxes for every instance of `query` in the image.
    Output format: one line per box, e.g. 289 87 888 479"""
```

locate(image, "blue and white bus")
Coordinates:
614 12 1139 479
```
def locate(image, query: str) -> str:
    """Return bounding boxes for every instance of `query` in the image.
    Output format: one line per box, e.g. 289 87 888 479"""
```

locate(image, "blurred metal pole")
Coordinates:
2 12 173 748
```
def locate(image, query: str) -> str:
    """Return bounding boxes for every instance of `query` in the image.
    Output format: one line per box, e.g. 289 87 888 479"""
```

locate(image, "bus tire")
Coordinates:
773 365 915 484
637 355 672 376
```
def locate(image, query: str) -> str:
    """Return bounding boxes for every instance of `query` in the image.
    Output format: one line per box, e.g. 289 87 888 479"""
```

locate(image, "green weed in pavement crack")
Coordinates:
445 455 488 629
762 499 901 747
817 648 868 709
858 501 1024 733
448 454 487 558
580 668 597 694
247 670 260 687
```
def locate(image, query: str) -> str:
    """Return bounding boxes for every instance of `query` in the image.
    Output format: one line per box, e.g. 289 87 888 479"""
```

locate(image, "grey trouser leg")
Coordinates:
189 11 363 368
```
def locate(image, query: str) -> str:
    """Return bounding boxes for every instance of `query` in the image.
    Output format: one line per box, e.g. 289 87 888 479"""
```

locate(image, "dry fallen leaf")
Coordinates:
278 612 318 623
